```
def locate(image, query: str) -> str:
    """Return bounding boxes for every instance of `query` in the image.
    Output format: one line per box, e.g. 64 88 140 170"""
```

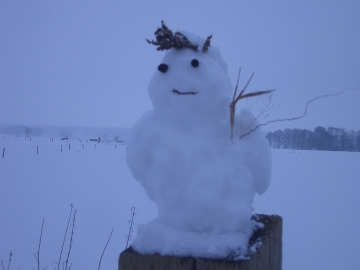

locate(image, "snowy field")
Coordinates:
1 135 359 270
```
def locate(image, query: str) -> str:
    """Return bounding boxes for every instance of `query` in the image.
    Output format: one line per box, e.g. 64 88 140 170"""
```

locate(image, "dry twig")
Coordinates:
241 92 274 138
98 228 114 270
34 219 44 270
56 205 73 270
1 251 12 270
64 209 76 270
239 87 360 139
125 207 136 249
230 69 275 140
8 251 12 270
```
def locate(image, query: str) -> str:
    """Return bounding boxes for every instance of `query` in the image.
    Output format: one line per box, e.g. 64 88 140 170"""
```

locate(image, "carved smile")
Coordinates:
172 89 197 95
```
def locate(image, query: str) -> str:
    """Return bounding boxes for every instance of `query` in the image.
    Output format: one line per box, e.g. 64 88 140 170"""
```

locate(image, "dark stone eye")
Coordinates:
191 59 199 67
158 63 168 73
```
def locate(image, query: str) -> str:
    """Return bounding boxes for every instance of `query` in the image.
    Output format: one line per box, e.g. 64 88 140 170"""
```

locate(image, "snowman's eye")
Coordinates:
191 59 199 68
158 64 168 73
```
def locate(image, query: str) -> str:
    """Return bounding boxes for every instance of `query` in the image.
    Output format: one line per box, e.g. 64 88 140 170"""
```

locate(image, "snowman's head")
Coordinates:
147 24 232 125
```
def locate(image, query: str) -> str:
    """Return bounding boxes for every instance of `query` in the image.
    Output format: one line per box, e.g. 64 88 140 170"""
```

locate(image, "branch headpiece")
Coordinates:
147 21 212 52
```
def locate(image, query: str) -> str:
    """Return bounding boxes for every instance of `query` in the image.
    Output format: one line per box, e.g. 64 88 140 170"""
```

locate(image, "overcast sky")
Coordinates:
1 1 359 131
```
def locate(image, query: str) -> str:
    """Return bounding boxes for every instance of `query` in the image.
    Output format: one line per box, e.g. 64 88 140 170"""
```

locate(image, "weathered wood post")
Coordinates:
2 147 5 158
119 214 282 270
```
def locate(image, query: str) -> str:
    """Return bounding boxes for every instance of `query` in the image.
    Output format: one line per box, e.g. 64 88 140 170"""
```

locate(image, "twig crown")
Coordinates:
147 21 212 52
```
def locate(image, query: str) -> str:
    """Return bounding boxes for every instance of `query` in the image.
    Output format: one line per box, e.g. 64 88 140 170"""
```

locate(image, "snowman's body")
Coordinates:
126 31 271 258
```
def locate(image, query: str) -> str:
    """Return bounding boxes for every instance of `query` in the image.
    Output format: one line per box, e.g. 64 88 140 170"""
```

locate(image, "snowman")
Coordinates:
126 22 272 259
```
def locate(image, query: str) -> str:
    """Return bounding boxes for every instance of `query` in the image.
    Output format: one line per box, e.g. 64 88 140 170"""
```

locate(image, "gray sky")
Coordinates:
1 1 359 131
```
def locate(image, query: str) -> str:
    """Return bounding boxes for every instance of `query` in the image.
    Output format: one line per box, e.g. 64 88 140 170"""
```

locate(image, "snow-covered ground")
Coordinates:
1 135 359 269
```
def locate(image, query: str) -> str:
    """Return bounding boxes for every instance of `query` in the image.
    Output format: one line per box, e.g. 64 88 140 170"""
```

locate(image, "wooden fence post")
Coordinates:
2 148 5 158
119 215 282 270
37 146 38 155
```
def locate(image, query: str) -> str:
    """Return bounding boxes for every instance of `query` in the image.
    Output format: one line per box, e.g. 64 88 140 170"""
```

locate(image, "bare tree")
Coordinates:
25 127 32 137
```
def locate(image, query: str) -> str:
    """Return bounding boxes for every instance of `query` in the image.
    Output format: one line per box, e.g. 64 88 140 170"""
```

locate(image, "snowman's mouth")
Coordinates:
172 89 197 95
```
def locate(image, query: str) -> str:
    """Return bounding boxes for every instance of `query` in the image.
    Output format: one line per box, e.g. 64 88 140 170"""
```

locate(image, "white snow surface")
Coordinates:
126 33 272 258
1 136 360 269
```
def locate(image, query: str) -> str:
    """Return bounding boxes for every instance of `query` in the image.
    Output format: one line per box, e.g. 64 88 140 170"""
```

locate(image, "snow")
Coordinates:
255 149 360 270
126 30 272 258
1 136 360 269
0 136 157 270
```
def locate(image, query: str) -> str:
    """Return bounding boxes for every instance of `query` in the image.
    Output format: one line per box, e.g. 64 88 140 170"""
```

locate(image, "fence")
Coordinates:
1 136 125 158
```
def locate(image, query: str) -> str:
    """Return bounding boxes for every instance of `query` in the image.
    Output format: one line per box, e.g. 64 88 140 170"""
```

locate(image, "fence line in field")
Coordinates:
1 137 125 158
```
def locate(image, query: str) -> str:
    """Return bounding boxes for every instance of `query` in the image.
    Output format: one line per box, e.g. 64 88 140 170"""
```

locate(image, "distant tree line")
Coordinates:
0 125 43 137
266 127 360 152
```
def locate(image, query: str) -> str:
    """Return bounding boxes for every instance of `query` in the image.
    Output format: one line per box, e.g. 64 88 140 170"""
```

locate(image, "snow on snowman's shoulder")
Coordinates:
230 108 272 194
126 21 272 259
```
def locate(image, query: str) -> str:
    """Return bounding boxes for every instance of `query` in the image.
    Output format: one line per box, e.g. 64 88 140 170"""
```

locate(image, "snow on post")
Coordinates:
122 21 279 268
119 215 282 270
